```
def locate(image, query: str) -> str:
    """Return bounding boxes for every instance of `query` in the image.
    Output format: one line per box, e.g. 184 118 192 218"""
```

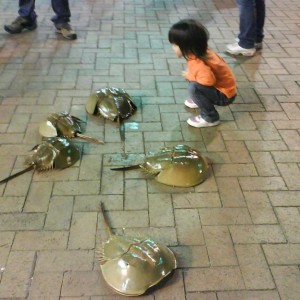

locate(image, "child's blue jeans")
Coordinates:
188 82 236 123
18 0 71 26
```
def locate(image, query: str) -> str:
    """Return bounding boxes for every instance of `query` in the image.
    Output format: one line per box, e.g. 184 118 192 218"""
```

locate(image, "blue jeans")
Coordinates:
18 0 71 26
188 82 236 123
237 0 265 49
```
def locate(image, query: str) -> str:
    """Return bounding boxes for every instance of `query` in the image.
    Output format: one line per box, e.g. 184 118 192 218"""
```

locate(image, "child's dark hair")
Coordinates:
168 19 209 59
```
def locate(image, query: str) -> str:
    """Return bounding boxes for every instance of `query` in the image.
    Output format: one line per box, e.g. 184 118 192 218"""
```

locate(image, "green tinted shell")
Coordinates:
140 144 209 187
25 137 80 170
98 204 177 296
86 87 137 121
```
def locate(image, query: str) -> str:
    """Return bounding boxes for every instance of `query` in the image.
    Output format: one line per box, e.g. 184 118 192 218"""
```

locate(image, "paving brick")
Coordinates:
186 292 217 300
202 129 226 152
102 210 149 228
275 207 300 243
53 180 100 196
271 266 300 300
200 208 252 225
124 226 178 246
250 151 279 176
35 250 94 272
0 213 45 231
245 140 288 151
0 196 25 213
217 290 280 300
149 193 174 227
263 244 300 265
239 176 287 191
235 244 274 289
13 231 68 250
0 251 36 298
203 226 238 266
28 272 63 300
244 191 277 224
175 209 205 245
268 191 300 206
184 267 245 292
277 163 300 190
171 245 209 268
68 212 97 250
61 271 112 297
125 179 148 210
216 177 247 207
44 196 74 230
153 270 185 300
79 154 102 180
213 163 257 177
172 192 221 208
0 232 14 270
229 225 286 243
279 129 300 150
23 181 53 212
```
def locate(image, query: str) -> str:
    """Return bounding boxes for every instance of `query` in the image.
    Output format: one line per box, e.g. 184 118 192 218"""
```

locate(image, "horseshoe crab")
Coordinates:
97 203 177 296
39 112 103 144
0 137 80 184
86 87 137 141
111 144 209 187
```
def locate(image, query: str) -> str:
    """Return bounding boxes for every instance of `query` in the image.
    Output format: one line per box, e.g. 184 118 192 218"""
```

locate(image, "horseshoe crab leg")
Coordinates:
0 165 34 184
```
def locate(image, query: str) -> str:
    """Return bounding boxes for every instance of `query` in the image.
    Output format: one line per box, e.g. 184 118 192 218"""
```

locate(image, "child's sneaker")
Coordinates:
187 116 220 128
184 98 198 109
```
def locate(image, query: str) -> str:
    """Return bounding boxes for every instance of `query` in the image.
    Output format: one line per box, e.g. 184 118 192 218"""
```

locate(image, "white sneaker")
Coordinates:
184 98 198 109
187 116 220 128
226 42 256 56
235 38 263 50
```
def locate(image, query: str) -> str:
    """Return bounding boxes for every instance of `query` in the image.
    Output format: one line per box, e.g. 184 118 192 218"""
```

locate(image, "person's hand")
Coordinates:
182 70 188 78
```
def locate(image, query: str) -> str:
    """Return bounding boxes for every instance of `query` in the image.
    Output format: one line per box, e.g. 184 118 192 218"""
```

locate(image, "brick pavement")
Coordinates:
0 0 300 299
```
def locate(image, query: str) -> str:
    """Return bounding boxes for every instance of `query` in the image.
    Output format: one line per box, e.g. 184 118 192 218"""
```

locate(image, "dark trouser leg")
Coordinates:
237 0 256 49
188 82 235 123
255 0 265 43
51 0 71 26
18 0 37 21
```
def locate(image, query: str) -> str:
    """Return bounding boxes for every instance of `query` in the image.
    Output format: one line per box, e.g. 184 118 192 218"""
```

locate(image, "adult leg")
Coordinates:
255 0 265 43
51 0 71 26
237 0 256 49
18 0 37 21
51 0 76 39
4 0 37 34
225 0 256 56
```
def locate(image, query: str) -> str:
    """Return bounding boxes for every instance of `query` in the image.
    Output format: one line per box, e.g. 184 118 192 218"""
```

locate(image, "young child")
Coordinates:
168 19 237 128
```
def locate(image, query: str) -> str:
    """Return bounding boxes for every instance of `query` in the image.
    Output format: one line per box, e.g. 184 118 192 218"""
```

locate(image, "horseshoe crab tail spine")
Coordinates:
75 133 104 144
99 202 113 237
118 117 125 142
110 165 140 171
0 165 34 185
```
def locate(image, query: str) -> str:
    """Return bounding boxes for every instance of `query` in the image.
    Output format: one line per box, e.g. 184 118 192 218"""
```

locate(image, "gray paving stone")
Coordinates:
0 251 36 298
271 266 300 300
184 266 245 292
203 226 238 267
